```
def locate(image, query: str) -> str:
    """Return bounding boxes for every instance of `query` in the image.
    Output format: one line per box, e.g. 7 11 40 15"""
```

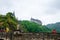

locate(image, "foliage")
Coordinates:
20 20 51 33
46 22 60 33
0 12 18 32
0 12 51 33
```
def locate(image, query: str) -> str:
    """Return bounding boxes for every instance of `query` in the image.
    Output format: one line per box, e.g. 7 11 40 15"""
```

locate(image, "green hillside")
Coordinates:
19 20 51 33
46 22 60 33
0 12 51 33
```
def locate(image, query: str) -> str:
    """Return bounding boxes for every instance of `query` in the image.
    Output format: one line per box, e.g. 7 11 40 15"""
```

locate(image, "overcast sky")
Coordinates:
0 0 60 25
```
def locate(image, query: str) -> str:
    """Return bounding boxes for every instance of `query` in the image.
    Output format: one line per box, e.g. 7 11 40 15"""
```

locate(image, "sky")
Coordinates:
0 0 60 25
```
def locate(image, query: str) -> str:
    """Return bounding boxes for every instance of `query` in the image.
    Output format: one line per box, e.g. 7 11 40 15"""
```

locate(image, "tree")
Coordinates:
19 20 51 33
6 12 18 31
0 12 18 32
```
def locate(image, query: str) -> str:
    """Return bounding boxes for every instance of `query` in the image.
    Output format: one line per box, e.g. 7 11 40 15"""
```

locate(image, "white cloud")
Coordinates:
0 0 60 25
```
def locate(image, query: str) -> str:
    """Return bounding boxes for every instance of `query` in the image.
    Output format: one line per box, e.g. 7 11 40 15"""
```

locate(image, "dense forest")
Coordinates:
0 12 54 33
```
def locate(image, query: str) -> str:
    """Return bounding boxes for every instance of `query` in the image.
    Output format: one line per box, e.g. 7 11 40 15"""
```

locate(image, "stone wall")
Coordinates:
0 32 60 40
12 33 59 40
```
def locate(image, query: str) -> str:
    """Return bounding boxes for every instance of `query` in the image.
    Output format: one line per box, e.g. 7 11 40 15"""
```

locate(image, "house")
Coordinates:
31 18 42 25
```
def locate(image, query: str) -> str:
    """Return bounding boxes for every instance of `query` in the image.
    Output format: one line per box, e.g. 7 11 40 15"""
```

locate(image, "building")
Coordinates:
31 18 42 25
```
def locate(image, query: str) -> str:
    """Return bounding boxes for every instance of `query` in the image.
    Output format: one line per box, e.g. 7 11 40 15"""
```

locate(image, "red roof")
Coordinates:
52 29 56 35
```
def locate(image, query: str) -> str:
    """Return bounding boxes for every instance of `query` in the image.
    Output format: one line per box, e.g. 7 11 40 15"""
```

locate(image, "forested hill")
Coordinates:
19 20 51 33
46 22 60 33
0 12 51 33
